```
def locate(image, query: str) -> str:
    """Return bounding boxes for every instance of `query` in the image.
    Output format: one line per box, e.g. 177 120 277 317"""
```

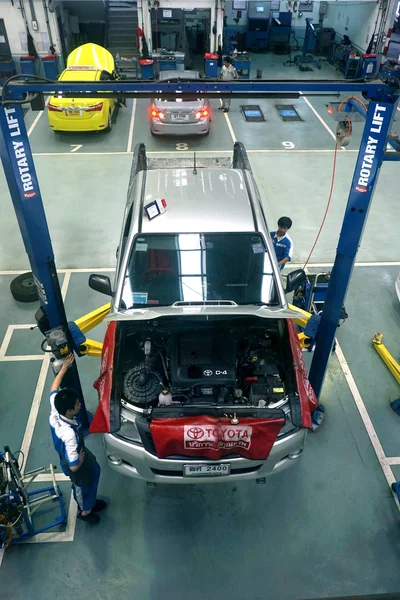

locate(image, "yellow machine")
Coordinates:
48 43 118 132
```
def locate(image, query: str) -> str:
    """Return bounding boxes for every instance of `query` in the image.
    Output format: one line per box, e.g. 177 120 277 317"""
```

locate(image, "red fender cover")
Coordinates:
150 416 285 460
90 321 118 434
286 318 318 428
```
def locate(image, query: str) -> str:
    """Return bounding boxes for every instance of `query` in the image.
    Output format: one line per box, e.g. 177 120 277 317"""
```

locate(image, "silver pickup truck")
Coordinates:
89 143 316 484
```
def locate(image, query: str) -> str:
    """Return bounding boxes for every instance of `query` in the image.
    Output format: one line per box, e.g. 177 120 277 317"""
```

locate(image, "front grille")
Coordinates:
151 465 262 477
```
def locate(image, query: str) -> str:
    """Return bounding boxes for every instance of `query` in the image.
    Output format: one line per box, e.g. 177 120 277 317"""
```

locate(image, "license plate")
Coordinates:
183 463 231 477
172 114 189 121
67 110 80 116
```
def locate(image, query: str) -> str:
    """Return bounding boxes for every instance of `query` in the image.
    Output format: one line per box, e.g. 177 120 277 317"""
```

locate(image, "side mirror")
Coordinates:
285 269 306 294
89 274 113 297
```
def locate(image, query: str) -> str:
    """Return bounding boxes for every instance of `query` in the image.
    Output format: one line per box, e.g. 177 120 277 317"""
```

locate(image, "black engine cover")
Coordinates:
170 332 236 386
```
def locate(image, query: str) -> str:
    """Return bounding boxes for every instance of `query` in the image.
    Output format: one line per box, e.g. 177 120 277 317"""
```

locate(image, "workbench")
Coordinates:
152 51 185 74
115 58 138 79
232 54 251 79
329 45 362 79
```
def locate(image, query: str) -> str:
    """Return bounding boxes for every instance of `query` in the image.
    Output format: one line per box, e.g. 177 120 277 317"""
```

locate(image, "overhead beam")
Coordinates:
1 79 398 102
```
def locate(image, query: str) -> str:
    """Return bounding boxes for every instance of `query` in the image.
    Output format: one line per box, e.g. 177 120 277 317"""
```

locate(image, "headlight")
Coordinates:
116 415 143 445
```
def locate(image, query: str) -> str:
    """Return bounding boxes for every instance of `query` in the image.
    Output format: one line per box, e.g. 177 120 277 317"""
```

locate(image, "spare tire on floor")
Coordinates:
10 272 38 303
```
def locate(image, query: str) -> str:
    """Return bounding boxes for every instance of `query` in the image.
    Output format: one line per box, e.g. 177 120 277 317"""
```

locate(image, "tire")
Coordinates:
104 111 112 133
10 272 38 303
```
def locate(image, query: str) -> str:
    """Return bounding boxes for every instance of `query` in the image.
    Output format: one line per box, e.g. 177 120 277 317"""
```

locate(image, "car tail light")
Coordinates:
151 109 165 120
195 109 209 119
48 103 63 112
84 102 104 112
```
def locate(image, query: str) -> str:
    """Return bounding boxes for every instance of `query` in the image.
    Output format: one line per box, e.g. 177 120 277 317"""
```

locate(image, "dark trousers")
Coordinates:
71 461 101 512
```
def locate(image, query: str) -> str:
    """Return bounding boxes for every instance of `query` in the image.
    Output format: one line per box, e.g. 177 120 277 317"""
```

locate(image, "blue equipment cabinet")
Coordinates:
269 12 292 53
246 1 270 52
41 54 58 80
204 53 219 78
362 53 377 78
20 55 36 75
0 59 16 84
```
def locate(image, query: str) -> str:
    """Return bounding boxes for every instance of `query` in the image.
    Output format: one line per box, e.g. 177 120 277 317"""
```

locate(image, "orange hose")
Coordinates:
338 95 367 112
303 143 339 270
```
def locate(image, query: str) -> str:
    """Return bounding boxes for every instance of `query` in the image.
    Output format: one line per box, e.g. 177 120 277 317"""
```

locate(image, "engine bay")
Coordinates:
119 318 295 413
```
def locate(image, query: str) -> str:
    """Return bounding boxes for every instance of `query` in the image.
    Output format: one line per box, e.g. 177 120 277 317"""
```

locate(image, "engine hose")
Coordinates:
40 339 53 353
158 350 170 384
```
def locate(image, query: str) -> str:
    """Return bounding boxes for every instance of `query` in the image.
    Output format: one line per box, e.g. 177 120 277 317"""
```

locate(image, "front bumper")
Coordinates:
103 428 307 484
150 117 210 136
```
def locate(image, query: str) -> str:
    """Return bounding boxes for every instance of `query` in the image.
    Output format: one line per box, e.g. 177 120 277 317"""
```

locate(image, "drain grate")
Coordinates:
240 105 266 122
275 105 303 122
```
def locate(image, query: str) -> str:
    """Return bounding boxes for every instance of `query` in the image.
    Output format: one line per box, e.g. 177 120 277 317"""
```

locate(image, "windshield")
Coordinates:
120 233 278 309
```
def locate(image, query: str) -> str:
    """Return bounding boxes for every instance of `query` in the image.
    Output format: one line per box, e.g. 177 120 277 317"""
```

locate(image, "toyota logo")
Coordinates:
187 427 205 440
203 369 213 376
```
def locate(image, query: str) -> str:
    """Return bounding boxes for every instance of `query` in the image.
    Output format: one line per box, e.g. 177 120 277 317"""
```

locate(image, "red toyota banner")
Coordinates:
286 318 318 428
150 416 285 460
90 321 119 434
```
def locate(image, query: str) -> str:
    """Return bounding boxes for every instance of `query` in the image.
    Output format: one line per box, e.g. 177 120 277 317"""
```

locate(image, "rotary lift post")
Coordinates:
0 73 399 408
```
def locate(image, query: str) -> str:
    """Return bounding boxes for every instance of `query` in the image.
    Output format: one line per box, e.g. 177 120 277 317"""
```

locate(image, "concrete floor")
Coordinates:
1 52 400 599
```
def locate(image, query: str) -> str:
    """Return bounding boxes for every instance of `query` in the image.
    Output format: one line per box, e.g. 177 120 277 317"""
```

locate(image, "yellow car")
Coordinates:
48 43 118 132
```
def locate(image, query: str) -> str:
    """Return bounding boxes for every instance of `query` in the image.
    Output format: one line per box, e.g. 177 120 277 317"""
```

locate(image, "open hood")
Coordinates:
106 304 303 322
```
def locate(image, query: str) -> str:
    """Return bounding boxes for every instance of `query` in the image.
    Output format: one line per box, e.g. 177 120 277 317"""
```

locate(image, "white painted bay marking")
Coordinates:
127 98 137 153
27 98 49 138
335 341 400 510
300 92 346 151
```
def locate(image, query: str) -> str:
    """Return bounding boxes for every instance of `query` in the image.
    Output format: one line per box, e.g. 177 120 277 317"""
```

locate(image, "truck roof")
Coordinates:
140 168 256 234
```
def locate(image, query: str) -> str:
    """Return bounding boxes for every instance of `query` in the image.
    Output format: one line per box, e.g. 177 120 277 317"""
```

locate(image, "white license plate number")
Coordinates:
183 464 231 477
172 114 189 121
67 110 81 116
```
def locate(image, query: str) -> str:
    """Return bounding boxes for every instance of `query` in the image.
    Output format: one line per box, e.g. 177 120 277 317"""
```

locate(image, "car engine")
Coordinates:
121 323 288 411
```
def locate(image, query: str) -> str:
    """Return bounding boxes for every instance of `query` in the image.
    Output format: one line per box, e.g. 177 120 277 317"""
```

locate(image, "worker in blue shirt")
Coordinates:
49 354 106 525
270 216 293 270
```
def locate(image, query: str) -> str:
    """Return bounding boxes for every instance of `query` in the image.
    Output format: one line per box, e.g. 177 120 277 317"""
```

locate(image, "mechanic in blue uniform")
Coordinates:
270 216 293 270
49 354 106 525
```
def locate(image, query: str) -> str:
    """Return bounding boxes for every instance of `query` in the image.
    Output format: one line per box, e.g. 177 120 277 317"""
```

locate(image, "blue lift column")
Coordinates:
309 98 398 398
0 101 89 429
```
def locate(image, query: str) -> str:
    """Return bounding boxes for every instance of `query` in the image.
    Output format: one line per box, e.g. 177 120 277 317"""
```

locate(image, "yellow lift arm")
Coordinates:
372 333 400 385
74 302 111 357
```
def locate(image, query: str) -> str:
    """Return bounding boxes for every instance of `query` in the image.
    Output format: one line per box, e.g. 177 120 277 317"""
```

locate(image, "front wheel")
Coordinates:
104 111 112 133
